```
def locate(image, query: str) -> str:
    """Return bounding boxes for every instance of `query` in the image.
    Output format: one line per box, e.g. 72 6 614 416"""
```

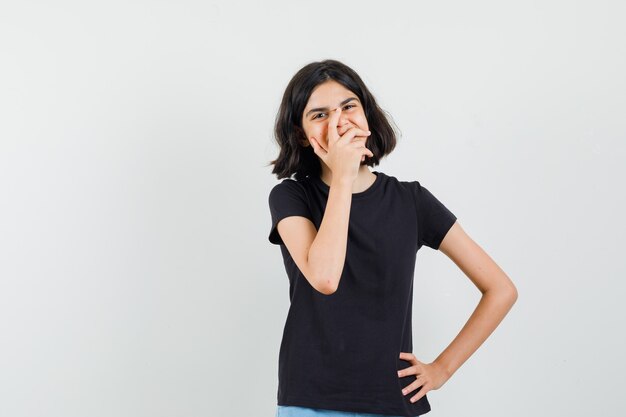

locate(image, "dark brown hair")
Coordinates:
268 59 399 181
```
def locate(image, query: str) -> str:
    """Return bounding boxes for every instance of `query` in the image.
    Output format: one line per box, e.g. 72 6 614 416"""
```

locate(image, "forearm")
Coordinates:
433 287 517 378
308 178 353 294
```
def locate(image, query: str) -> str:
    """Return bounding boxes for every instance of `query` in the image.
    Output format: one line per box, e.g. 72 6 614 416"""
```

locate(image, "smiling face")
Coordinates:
300 79 369 151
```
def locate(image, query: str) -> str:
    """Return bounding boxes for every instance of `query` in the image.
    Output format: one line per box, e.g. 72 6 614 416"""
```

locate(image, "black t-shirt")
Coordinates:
267 170 457 417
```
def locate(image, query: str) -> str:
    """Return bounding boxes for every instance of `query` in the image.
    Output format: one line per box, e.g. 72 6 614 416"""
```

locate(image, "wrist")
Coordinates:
330 178 353 191
432 359 454 380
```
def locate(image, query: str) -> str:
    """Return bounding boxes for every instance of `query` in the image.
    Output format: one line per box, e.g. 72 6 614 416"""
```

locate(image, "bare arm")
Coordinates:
275 178 353 295
433 221 518 378
276 106 372 295
307 178 353 294
399 220 518 404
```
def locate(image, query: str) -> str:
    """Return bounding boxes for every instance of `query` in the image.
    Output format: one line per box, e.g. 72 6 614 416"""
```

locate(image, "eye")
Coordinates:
312 104 356 120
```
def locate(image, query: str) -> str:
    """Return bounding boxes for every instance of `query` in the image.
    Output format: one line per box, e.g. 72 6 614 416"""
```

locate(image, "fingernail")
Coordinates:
398 371 402 376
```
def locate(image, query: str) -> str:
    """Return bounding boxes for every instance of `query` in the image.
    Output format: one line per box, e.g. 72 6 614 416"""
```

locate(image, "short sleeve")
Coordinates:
267 179 314 245
412 181 457 250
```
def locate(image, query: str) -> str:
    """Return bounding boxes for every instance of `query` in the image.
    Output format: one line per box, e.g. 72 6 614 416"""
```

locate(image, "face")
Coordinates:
300 79 369 151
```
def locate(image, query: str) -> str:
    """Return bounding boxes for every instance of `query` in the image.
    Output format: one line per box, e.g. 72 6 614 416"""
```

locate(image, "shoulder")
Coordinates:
269 177 296 193
381 173 447 209
269 177 309 196
378 171 422 195
268 176 314 208
387 172 436 198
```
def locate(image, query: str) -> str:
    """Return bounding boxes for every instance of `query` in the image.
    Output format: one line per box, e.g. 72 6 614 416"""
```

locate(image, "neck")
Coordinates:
319 165 376 193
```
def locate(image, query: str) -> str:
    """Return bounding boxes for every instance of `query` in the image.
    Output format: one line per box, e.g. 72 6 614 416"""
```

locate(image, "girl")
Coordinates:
267 59 517 417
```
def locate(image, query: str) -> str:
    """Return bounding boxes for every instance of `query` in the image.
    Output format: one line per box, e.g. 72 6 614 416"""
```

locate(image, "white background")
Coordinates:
1 1 624 416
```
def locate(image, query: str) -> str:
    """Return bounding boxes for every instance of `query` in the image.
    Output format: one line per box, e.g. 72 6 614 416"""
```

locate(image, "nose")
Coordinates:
337 115 352 131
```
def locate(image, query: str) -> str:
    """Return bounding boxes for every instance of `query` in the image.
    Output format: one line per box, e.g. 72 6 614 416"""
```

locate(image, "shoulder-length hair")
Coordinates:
268 59 399 181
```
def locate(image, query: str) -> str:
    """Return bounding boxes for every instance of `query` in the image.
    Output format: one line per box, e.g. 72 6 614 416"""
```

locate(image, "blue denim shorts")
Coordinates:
276 405 405 417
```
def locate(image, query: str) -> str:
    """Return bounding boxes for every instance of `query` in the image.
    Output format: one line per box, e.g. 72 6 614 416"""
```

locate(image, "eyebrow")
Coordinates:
305 97 359 118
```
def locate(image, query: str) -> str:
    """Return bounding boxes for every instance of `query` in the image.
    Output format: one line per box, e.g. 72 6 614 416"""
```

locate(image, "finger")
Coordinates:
397 366 413 378
401 376 423 396
409 384 429 404
349 142 374 161
350 134 369 143
312 137 328 155
363 138 374 157
310 137 328 158
399 352 418 365
342 127 371 142
339 124 369 136
327 107 342 145
351 136 372 151
351 140 373 160
356 145 374 159
313 136 328 153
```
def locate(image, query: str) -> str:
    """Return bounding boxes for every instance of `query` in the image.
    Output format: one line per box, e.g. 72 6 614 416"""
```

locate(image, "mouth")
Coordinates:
339 125 360 136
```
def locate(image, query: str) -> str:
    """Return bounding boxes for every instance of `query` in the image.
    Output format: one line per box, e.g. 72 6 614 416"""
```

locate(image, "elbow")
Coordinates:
487 273 519 304
504 284 518 305
312 274 339 296
317 278 338 296
307 260 340 295
485 283 518 305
